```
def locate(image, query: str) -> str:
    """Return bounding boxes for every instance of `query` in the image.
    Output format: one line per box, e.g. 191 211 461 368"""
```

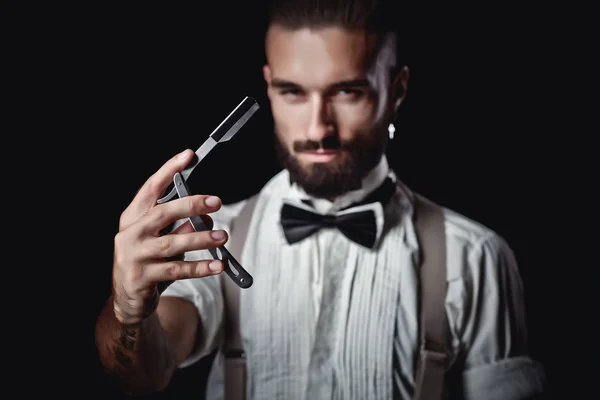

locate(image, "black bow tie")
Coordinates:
279 177 397 249
280 204 379 248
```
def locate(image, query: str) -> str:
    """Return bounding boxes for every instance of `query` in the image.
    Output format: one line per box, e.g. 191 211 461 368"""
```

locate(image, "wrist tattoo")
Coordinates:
120 325 137 351
114 325 138 369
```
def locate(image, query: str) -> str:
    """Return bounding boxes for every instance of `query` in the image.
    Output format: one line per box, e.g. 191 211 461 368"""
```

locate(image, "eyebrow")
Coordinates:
270 78 371 90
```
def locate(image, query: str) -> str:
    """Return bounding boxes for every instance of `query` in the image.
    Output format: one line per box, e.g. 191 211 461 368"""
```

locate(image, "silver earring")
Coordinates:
388 123 395 139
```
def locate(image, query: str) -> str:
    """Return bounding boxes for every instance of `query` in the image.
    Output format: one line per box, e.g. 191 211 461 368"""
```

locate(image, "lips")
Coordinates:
299 150 340 163
304 150 338 155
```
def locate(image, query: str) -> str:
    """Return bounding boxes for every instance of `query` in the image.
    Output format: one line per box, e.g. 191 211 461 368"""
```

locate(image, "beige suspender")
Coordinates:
412 194 449 400
221 193 448 400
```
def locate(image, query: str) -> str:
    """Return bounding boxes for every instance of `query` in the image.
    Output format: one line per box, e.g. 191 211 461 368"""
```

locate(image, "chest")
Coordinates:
235 202 422 398
239 221 421 358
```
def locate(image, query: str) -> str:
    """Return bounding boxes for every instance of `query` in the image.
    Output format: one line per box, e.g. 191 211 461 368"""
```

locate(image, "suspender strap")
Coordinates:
412 194 449 400
221 195 258 400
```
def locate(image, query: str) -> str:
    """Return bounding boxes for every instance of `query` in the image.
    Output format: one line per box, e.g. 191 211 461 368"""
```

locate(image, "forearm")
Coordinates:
95 295 177 395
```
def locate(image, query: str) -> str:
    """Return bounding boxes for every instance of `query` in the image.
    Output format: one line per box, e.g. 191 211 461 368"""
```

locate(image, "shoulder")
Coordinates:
440 205 518 281
443 205 513 257
398 181 516 277
443 208 514 267
401 182 519 283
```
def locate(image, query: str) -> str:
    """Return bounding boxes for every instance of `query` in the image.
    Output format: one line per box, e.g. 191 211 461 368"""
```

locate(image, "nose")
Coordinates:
306 95 334 142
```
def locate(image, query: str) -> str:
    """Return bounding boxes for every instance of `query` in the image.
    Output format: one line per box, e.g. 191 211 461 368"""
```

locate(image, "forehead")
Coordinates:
265 25 376 86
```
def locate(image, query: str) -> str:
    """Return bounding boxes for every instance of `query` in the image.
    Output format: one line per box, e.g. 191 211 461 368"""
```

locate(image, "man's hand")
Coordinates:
112 149 228 325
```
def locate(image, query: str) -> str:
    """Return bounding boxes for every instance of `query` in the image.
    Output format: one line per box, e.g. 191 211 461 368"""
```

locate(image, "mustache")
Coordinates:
293 136 348 152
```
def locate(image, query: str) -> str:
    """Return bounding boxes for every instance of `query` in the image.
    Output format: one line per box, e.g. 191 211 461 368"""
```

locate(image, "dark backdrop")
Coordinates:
5 1 568 399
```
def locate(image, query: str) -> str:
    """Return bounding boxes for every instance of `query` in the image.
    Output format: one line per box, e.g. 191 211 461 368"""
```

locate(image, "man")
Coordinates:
95 0 547 399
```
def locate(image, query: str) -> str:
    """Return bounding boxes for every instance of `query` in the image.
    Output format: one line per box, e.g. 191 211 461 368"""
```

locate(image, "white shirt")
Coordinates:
161 156 547 399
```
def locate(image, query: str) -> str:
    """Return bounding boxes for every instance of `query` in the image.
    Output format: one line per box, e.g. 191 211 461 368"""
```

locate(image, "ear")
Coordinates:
391 65 409 113
263 65 273 99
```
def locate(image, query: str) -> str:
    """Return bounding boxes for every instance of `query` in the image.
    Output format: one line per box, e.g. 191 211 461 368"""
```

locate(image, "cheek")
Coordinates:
271 99 309 138
333 100 376 137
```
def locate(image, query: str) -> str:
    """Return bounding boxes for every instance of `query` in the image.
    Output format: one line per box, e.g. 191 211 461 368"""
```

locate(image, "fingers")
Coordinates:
139 149 195 207
141 194 222 235
120 149 195 229
145 258 224 283
142 229 229 260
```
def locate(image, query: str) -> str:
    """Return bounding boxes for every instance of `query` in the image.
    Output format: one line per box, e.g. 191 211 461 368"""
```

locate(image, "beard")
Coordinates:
274 126 388 199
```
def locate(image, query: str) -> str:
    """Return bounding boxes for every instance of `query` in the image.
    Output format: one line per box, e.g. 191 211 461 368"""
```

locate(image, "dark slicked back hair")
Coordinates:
265 0 408 67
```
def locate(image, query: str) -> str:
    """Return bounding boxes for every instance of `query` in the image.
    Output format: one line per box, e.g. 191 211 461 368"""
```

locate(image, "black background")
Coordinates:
5 1 578 399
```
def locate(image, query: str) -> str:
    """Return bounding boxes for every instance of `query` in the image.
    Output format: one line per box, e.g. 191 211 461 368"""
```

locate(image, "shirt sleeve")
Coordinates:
161 264 224 368
160 199 248 368
447 232 548 399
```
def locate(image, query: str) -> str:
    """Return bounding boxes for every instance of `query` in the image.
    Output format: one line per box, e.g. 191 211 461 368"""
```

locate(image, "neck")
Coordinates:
288 155 391 214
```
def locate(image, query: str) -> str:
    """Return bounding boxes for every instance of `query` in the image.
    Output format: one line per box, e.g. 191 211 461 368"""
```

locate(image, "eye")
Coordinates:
335 88 364 100
278 88 306 103
280 88 302 96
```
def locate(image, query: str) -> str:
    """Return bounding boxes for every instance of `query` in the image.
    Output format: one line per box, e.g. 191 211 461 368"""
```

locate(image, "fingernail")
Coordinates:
211 230 226 240
178 150 190 159
205 196 220 207
209 260 222 272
